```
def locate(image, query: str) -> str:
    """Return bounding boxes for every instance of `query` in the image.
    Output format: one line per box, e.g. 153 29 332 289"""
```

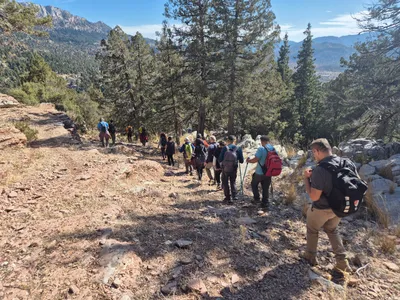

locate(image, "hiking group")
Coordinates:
96 118 148 147
93 121 368 274
176 135 367 274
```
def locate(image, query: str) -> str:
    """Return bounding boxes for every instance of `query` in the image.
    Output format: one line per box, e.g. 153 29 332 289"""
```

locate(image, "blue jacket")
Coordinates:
206 142 218 163
218 144 244 164
97 121 109 132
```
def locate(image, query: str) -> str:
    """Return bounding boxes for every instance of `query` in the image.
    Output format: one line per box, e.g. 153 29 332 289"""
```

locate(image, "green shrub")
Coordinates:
8 87 39 105
14 121 38 143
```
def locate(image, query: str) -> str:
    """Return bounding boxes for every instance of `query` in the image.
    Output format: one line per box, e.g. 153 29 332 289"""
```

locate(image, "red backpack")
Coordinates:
259 146 282 177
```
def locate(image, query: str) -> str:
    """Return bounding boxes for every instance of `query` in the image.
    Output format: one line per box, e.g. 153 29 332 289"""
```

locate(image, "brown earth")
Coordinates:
0 104 399 300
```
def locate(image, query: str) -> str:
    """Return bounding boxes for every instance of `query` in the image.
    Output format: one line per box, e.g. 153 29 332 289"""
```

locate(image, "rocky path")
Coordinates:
0 104 399 300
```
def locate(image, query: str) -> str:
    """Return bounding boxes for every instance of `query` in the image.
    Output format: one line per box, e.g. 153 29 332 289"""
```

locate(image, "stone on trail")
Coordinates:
175 239 193 248
383 262 399 272
352 254 368 268
237 217 257 225
7 191 18 198
187 278 207 295
75 174 92 181
231 273 240 284
308 270 344 293
68 285 80 294
168 192 179 199
161 281 178 295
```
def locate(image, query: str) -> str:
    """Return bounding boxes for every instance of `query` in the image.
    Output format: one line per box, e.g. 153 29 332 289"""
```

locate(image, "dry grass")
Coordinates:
296 155 307 169
285 145 297 159
379 235 396 254
393 225 400 238
285 183 297 205
364 189 391 228
15 120 38 143
379 164 394 181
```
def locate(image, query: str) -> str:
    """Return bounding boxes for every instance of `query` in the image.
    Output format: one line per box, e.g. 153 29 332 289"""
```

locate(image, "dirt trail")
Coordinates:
0 105 399 300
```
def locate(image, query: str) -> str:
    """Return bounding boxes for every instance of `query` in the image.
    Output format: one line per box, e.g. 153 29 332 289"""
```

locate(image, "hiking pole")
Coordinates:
242 162 249 195
239 162 243 195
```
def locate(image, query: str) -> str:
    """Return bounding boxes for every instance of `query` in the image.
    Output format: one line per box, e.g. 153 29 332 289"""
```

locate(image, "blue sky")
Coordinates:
26 0 372 41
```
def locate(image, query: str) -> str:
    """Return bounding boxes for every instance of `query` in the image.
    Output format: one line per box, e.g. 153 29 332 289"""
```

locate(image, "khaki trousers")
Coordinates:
306 206 346 260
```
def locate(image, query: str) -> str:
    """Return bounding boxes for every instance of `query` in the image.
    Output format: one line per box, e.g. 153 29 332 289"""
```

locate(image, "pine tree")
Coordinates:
277 33 292 86
165 0 217 136
154 22 188 143
0 0 52 36
97 26 133 127
276 33 298 142
292 23 321 145
213 0 280 134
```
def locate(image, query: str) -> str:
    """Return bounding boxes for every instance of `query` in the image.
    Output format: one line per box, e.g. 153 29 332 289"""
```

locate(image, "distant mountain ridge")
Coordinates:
15 3 373 81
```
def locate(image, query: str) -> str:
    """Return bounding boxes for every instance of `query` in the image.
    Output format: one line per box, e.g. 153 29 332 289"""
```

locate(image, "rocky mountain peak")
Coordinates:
33 4 111 34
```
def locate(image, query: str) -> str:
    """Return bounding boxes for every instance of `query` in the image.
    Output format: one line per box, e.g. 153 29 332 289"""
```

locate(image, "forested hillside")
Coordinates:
1 0 399 145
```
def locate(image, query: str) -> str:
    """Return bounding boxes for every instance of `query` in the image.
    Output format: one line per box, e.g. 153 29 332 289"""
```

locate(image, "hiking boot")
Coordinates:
300 251 318 266
232 196 238 201
335 259 352 273
223 198 233 204
260 202 269 210
251 198 260 204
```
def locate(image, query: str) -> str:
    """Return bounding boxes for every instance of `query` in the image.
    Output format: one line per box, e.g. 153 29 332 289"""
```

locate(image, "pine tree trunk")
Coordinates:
198 102 206 137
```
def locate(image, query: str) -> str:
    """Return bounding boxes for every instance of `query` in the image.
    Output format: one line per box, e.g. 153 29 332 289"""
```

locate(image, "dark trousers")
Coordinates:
161 147 166 159
167 154 174 166
127 133 133 143
251 173 271 203
110 133 116 145
222 171 237 200
197 166 204 181
215 170 222 185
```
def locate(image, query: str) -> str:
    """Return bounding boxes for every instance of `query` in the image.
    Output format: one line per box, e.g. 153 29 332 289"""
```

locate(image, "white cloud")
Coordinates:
119 24 163 40
326 10 332 13
281 11 368 42
119 23 183 40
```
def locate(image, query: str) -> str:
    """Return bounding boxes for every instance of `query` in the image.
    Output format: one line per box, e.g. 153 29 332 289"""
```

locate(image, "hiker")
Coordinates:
109 120 116 146
246 135 275 209
139 126 148 146
193 137 207 181
180 137 194 175
159 132 167 160
197 133 209 148
213 141 225 190
166 136 176 166
97 118 110 147
219 135 244 203
126 125 133 143
205 136 217 185
301 138 351 272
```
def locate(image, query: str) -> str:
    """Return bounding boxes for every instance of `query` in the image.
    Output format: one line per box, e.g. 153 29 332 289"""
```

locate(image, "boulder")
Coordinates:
389 154 400 177
359 164 376 178
394 175 400 186
363 142 386 160
0 126 27 149
373 187 400 225
369 177 395 194
237 134 256 149
369 160 390 173
385 142 400 158
274 144 288 159
0 94 19 108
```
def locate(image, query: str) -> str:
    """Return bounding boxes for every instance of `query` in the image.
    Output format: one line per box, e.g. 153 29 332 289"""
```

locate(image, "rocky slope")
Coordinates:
0 104 399 299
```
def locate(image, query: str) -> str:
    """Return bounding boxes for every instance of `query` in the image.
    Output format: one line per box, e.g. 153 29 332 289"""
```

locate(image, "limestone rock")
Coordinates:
175 239 193 248
187 278 207 294
369 177 395 194
0 94 19 108
383 261 399 272
359 164 376 178
237 217 257 225
161 281 178 295
0 126 27 150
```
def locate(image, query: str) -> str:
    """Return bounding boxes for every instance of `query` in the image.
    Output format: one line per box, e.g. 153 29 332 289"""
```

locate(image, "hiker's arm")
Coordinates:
218 148 226 163
304 169 323 201
238 149 244 163
247 156 259 163
246 148 261 163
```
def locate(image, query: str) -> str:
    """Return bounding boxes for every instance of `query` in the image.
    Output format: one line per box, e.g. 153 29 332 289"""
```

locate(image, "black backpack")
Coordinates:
318 156 368 218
